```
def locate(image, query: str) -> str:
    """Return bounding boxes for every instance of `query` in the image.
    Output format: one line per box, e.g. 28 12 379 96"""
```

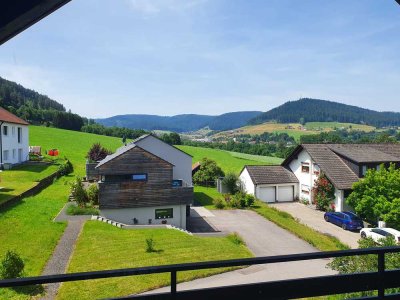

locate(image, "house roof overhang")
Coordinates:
0 0 71 45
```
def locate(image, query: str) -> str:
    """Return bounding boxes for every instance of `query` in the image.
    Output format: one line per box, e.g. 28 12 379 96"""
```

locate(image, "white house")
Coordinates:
239 165 299 203
96 134 193 228
240 144 400 212
0 107 29 168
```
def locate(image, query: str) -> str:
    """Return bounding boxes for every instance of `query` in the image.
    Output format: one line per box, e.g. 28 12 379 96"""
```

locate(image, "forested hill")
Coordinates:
97 111 262 132
249 98 400 127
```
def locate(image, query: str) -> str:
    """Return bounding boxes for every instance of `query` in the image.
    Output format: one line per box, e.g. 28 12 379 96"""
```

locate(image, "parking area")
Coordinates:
269 202 361 248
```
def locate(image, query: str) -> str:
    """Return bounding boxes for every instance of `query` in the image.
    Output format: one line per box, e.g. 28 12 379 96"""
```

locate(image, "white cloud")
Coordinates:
128 0 206 14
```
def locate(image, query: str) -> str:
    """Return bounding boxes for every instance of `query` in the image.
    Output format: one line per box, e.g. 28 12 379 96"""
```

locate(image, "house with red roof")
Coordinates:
0 107 29 168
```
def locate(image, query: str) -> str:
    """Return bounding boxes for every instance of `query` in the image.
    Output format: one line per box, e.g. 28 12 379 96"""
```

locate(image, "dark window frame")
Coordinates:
301 163 310 173
3 126 8 136
155 208 173 219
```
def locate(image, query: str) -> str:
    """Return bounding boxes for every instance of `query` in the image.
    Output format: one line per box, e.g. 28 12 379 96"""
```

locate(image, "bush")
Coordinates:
66 204 99 216
145 238 155 253
71 176 88 207
58 159 73 176
213 198 226 209
312 174 335 211
86 143 112 162
87 184 99 205
193 158 224 186
222 173 240 194
245 194 255 207
0 251 24 279
227 232 245 246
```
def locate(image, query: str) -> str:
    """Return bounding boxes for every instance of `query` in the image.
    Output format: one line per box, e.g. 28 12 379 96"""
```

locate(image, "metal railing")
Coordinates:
1 247 400 299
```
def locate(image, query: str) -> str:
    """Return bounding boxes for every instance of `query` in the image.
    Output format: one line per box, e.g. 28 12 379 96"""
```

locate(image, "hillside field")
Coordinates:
212 121 377 141
176 145 282 173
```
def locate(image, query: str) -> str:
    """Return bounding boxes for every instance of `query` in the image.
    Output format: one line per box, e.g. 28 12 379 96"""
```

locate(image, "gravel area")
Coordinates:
40 202 91 300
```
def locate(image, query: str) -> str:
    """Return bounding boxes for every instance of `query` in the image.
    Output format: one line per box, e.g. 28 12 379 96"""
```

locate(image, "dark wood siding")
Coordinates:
97 146 193 208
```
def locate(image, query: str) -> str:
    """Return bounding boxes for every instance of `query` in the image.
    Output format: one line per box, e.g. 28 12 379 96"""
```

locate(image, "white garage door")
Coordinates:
277 186 294 202
257 186 276 203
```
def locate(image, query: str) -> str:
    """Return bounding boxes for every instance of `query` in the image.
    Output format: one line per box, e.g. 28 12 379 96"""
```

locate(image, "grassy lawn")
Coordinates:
227 151 283 164
252 201 349 251
0 178 69 299
176 145 277 174
0 163 59 205
30 126 122 174
57 222 252 300
194 186 221 209
0 126 123 299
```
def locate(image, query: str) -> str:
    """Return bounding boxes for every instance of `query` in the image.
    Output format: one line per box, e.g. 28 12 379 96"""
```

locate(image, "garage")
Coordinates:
277 185 294 202
256 186 276 203
239 165 299 203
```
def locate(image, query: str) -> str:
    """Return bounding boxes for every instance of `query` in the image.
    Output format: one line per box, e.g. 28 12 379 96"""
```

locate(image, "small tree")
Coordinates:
86 143 112 162
222 172 240 194
347 163 400 228
71 176 88 207
87 184 99 205
193 158 224 186
0 251 24 279
312 174 335 211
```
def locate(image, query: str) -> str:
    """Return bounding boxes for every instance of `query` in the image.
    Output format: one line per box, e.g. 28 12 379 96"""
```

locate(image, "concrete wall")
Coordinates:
1 123 29 165
135 136 192 185
239 168 255 195
101 204 187 228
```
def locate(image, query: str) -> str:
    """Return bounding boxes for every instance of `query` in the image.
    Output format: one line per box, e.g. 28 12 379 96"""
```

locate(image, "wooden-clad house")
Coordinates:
96 135 193 228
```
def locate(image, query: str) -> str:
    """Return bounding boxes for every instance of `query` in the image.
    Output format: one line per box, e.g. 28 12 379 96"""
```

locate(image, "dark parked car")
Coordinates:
324 211 364 231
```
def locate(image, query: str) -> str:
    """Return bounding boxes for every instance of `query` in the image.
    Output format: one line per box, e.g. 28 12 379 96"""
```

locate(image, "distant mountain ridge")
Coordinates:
96 111 262 132
249 98 400 127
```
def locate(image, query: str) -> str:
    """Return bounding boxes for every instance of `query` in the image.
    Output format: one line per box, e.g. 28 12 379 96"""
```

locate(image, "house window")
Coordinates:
376 165 381 171
301 162 310 173
362 165 367 176
3 150 9 161
313 163 320 175
155 208 173 219
12 126 15 136
3 126 8 136
17 127 22 143
12 149 16 159
301 184 310 195
132 174 147 181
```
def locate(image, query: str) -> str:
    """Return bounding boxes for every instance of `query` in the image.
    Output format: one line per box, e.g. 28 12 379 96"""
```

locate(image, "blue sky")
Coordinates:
1 0 400 118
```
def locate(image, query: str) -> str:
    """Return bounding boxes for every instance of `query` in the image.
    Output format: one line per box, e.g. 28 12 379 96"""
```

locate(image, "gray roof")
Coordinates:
244 165 299 185
301 144 359 190
327 144 400 163
95 143 137 168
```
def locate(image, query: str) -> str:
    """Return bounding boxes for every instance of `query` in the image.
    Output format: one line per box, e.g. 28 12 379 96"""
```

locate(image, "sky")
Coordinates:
1 0 400 118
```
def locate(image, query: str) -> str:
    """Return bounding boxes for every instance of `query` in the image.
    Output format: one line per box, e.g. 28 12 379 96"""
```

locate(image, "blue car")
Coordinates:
324 211 364 231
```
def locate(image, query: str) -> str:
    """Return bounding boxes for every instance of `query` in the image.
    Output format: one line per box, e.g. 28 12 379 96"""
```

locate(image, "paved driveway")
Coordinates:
270 202 360 248
143 209 334 295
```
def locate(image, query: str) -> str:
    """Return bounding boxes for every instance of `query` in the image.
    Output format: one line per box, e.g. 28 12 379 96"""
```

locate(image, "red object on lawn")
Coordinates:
48 149 59 156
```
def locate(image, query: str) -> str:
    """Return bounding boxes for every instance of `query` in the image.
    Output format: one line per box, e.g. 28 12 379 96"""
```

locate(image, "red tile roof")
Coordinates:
0 107 29 125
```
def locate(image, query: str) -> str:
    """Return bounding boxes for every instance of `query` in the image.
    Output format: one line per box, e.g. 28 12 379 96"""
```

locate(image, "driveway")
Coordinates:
270 202 360 248
143 209 334 294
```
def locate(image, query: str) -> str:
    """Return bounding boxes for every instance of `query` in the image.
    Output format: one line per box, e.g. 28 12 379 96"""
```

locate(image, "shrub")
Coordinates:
71 176 88 207
87 184 99 205
193 158 224 186
0 251 24 279
58 159 73 176
245 194 255 207
227 232 245 246
312 174 335 211
86 143 112 162
222 173 240 194
66 204 99 216
229 192 245 208
145 238 155 253
213 198 226 209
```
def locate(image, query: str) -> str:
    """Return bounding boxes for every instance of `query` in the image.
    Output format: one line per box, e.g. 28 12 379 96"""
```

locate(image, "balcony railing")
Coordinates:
1 246 400 299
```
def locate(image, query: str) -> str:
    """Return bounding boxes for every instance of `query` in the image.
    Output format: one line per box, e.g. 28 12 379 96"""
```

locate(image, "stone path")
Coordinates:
40 203 91 300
